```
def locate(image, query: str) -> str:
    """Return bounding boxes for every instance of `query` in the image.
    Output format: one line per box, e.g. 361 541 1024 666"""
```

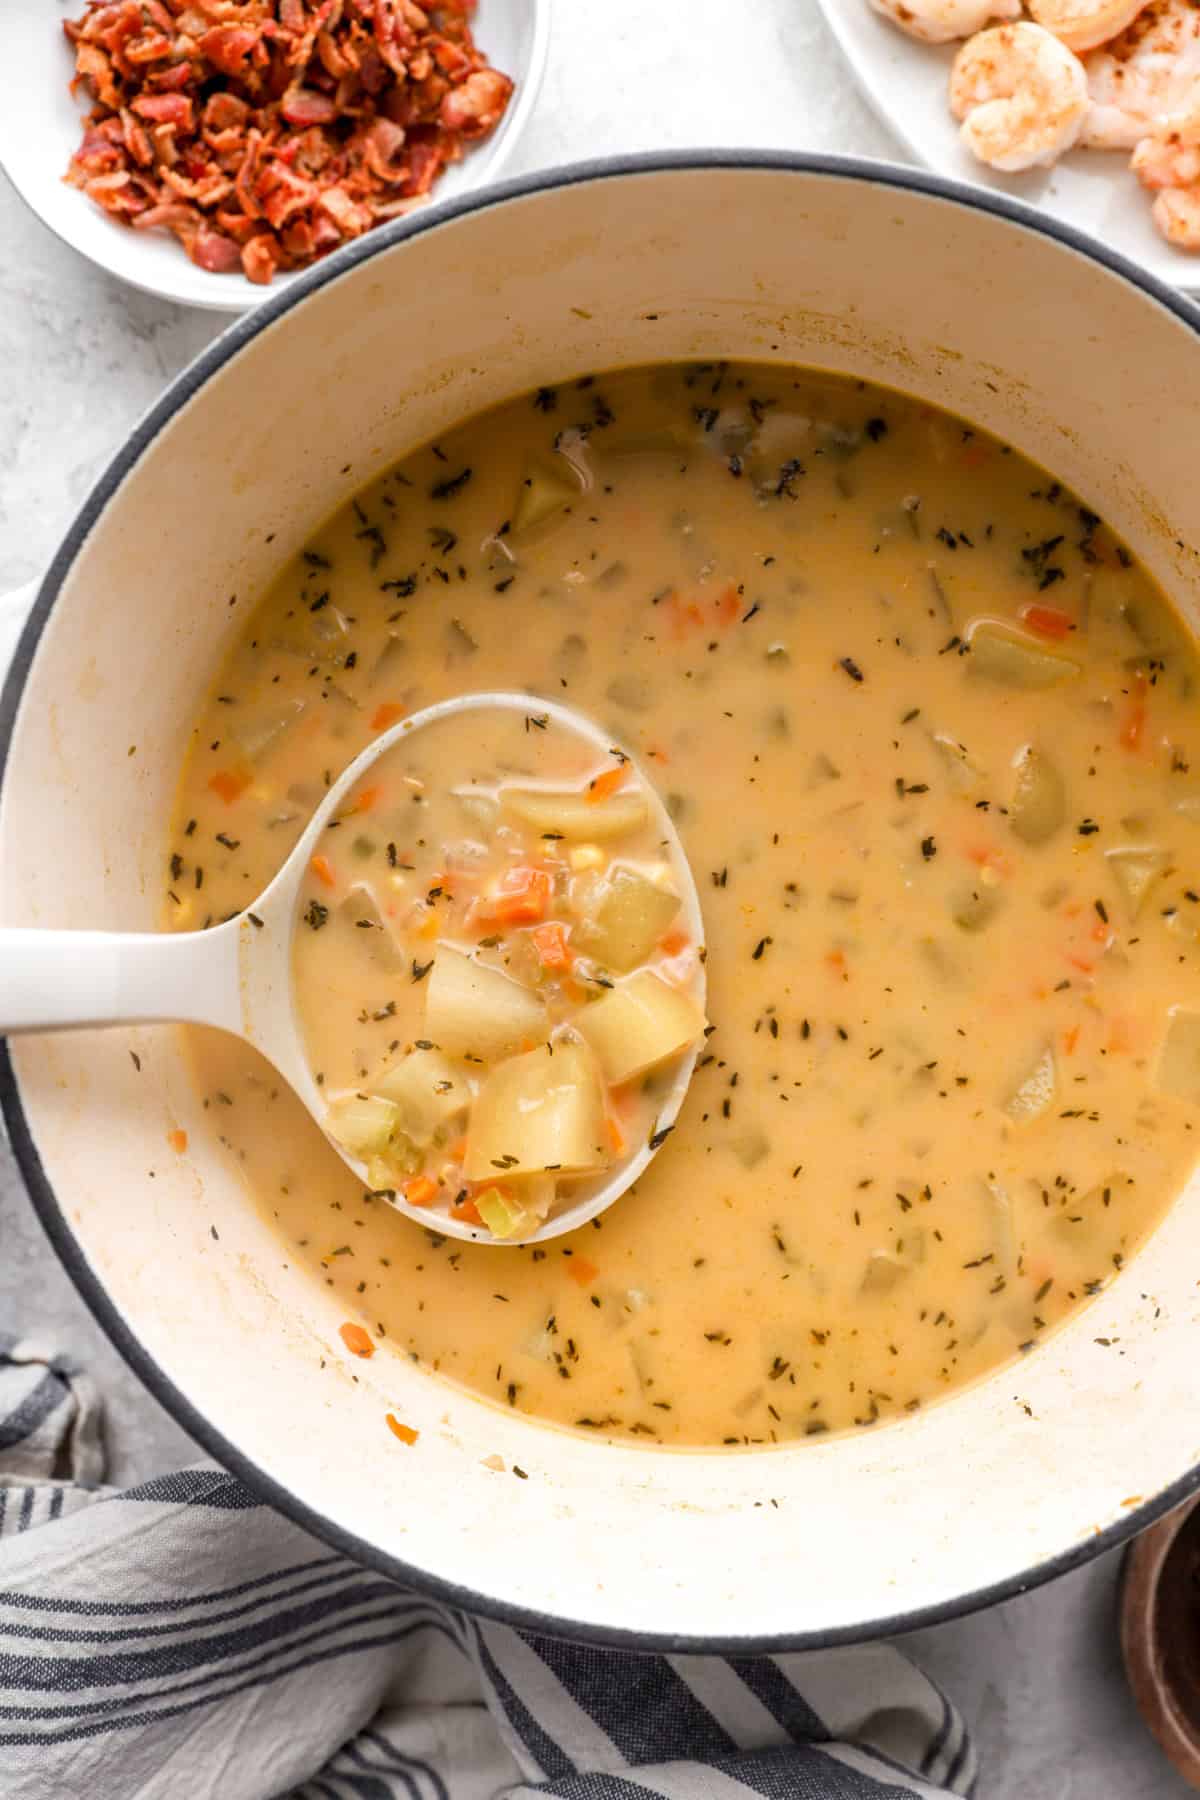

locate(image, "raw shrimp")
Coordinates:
1082 0 1200 149
869 0 1020 45
1132 105 1200 245
950 22 1090 170
1027 0 1152 53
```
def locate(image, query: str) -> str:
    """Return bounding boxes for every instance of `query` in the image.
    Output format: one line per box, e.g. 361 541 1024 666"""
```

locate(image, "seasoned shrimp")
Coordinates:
1132 104 1200 245
950 22 1090 170
1027 0 1152 53
1082 0 1200 149
869 0 1020 45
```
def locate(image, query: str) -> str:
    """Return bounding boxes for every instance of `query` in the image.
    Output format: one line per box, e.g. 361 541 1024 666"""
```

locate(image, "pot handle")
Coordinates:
0 581 40 691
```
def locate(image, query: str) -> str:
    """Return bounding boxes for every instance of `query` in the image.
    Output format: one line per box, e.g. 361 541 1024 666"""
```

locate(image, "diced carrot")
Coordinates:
658 928 689 957
1120 672 1148 752
567 1255 599 1286
208 768 250 805
488 867 551 925
353 785 382 814
715 582 741 626
167 1128 188 1154
1020 603 1075 641
1061 1026 1080 1056
403 1176 439 1208
339 1321 375 1358
531 921 572 970
587 765 628 804
371 702 406 732
310 853 336 888
606 1117 625 1156
451 1196 483 1226
385 1414 419 1446
966 844 1013 878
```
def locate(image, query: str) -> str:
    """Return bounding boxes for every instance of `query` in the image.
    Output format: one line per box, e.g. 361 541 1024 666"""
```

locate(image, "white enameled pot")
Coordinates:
4 156 1200 1650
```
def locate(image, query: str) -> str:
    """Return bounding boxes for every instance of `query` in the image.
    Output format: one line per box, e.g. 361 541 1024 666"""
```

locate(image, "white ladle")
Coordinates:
0 693 706 1244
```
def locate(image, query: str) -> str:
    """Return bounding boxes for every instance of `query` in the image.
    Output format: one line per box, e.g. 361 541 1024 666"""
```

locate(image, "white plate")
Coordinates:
817 0 1200 291
0 0 549 313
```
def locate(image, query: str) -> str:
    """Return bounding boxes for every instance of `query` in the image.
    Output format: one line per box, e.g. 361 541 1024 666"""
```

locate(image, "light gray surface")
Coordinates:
0 3 1188 1794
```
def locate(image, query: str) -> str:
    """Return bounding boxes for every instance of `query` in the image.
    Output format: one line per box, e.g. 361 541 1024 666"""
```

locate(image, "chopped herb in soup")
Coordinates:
294 707 705 1237
168 361 1200 1447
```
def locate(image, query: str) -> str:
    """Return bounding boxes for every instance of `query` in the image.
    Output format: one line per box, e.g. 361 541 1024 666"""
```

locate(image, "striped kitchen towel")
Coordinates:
0 1338 977 1800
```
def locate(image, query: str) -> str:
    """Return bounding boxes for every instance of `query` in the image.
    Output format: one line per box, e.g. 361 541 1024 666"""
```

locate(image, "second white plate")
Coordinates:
817 0 1200 292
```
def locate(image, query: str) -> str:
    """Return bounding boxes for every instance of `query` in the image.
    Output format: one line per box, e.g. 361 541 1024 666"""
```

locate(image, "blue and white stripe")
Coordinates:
0 1340 975 1800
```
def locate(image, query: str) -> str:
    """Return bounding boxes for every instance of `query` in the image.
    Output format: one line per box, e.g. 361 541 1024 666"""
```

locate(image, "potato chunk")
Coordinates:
372 1047 468 1146
580 865 681 971
1003 1045 1057 1125
501 786 648 841
1106 847 1168 920
513 464 578 535
463 1040 608 1179
1156 1010 1200 1107
574 971 706 1085
425 946 546 1061
968 623 1080 688
1009 747 1065 845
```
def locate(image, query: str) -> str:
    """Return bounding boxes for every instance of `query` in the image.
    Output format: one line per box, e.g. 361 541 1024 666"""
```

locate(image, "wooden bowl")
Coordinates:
1122 1494 1200 1787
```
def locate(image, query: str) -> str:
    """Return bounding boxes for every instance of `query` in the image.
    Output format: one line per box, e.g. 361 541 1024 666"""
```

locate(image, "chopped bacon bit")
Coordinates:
339 1321 375 1358
385 1413 419 1445
63 0 514 283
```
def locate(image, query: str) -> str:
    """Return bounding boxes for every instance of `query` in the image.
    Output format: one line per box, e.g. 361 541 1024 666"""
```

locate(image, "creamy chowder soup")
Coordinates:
169 362 1200 1448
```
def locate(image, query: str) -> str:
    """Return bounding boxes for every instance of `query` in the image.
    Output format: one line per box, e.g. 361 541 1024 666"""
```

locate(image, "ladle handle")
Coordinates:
0 927 241 1035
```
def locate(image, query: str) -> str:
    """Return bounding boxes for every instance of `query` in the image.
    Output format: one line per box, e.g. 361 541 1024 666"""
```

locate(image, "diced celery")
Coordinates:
574 971 706 1086
1106 847 1168 919
326 1094 402 1159
373 1047 467 1146
501 786 648 841
1156 1010 1200 1107
968 623 1080 688
474 1186 534 1240
951 885 1003 932
1003 1046 1057 1124
1009 747 1065 845
463 1040 608 1179
424 946 546 1062
578 865 680 972
931 731 985 793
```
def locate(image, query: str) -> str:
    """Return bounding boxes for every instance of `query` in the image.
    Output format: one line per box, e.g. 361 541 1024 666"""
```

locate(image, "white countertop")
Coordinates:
0 5 1189 1793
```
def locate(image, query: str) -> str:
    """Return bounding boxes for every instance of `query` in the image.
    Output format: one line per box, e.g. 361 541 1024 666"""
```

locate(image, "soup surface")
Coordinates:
170 362 1200 1447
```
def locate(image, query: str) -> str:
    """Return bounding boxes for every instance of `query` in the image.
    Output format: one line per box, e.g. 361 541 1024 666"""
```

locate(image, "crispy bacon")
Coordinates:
63 0 512 281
